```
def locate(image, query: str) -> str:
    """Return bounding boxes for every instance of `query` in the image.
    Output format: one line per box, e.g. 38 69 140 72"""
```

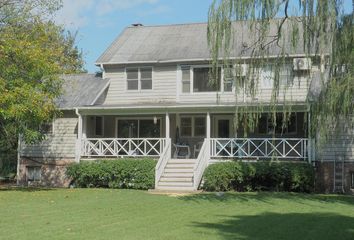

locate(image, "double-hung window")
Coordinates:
181 66 191 93
126 67 152 90
180 116 206 137
193 67 221 92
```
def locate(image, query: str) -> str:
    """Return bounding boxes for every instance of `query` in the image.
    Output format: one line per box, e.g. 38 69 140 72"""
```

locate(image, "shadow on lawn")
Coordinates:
191 212 354 240
0 186 56 192
180 192 354 206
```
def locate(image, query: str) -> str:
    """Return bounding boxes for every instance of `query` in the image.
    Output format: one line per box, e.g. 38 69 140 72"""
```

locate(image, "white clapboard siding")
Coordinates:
103 64 314 106
104 65 177 105
20 114 78 159
317 118 354 162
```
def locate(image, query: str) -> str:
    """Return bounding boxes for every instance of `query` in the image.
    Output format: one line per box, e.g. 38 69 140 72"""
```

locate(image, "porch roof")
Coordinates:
77 102 309 114
56 74 110 109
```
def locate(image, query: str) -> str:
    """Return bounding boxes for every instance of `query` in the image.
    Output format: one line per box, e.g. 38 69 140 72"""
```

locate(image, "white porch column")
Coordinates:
76 109 83 162
206 112 211 139
165 113 170 139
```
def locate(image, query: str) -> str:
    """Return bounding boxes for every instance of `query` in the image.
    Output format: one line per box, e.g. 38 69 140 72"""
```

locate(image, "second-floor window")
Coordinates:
193 67 221 92
126 67 152 90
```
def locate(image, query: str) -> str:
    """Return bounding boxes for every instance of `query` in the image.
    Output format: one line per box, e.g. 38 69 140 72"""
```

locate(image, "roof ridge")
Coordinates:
125 17 300 29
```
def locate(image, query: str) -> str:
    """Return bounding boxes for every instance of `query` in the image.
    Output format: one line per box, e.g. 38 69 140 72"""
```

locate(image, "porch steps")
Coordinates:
156 158 196 191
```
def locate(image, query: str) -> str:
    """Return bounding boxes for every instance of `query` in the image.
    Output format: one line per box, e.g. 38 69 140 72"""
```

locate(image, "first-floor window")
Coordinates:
95 116 104 136
180 117 192 137
258 113 297 135
117 119 160 138
27 166 41 181
180 116 206 137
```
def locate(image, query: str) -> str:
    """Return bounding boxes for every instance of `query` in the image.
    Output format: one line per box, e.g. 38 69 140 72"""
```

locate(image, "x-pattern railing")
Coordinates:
81 138 166 157
210 138 308 159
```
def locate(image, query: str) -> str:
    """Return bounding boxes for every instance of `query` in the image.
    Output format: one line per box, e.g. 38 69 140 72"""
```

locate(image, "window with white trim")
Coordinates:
260 65 294 89
26 166 41 181
223 67 234 92
94 116 104 136
180 116 206 137
181 66 191 93
193 67 221 92
126 67 152 90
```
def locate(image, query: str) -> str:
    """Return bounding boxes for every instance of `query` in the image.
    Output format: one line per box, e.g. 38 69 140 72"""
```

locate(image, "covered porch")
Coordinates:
76 109 312 161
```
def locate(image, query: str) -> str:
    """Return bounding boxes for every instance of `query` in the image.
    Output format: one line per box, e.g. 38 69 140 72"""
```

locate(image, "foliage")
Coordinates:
207 0 353 142
0 0 84 153
202 161 314 192
66 159 156 190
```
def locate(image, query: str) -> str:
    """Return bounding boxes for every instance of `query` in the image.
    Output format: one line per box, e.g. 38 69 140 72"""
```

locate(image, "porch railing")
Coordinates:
193 139 210 190
81 138 166 157
155 138 171 188
210 138 308 160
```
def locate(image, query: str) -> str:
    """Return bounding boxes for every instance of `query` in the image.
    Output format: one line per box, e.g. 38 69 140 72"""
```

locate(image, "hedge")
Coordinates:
202 161 314 192
66 159 156 190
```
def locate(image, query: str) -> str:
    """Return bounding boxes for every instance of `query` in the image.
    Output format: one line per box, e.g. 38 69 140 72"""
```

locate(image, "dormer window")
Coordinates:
126 67 152 90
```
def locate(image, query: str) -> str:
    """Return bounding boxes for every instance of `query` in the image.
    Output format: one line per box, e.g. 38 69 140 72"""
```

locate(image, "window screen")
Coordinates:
193 68 221 92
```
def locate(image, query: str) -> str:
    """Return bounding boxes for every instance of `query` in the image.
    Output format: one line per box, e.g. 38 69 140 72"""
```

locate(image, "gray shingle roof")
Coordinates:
96 19 312 65
56 74 109 109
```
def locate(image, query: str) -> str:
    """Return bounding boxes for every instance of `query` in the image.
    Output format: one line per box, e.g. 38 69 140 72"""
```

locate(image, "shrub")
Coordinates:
202 161 314 193
66 159 156 190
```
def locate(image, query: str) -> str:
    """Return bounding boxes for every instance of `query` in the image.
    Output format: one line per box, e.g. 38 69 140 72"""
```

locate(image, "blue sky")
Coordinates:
54 0 352 73
54 0 213 73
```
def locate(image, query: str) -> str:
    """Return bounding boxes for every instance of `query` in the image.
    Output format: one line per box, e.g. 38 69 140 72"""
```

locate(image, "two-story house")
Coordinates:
19 20 354 192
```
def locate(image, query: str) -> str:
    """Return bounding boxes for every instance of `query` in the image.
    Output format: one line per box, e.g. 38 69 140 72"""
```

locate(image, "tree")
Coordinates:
207 0 353 143
0 0 84 174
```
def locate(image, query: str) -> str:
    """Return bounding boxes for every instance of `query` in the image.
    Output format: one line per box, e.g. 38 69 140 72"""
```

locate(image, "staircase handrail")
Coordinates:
155 138 171 189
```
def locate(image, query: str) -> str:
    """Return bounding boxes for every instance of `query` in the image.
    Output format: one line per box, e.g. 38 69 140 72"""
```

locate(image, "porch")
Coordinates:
77 111 311 161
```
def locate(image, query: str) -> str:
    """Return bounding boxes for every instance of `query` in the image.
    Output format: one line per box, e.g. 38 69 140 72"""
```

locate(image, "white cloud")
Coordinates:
54 0 161 29
137 5 170 17
54 0 95 30
97 0 159 16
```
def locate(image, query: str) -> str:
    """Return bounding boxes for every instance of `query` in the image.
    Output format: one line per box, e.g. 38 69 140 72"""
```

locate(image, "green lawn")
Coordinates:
0 189 353 240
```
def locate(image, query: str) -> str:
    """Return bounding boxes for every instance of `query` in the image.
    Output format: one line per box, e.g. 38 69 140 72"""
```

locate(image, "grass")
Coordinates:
0 189 354 240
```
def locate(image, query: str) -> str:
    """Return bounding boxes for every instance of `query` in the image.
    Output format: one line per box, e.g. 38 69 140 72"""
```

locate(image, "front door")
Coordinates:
213 115 234 138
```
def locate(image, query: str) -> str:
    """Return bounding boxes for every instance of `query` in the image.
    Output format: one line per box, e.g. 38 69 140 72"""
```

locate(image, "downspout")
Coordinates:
75 108 82 162
100 64 106 79
16 134 21 185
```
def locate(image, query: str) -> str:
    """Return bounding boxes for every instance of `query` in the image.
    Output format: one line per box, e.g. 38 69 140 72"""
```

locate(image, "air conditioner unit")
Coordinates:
293 58 312 71
234 64 248 76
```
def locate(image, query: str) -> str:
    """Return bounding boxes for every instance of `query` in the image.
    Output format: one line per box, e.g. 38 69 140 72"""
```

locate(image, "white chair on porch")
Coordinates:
193 141 203 158
173 143 191 159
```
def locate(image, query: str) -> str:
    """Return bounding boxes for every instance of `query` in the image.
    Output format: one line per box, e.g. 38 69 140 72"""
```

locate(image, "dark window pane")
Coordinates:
141 80 152 89
118 120 138 138
193 68 220 92
287 114 297 134
127 80 138 90
141 68 152 79
127 68 138 79
140 119 160 138
194 117 206 137
258 115 267 134
95 117 103 136
181 117 192 136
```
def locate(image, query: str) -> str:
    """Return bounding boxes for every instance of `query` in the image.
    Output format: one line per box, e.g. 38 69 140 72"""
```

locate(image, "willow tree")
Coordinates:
0 0 84 174
207 0 353 144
